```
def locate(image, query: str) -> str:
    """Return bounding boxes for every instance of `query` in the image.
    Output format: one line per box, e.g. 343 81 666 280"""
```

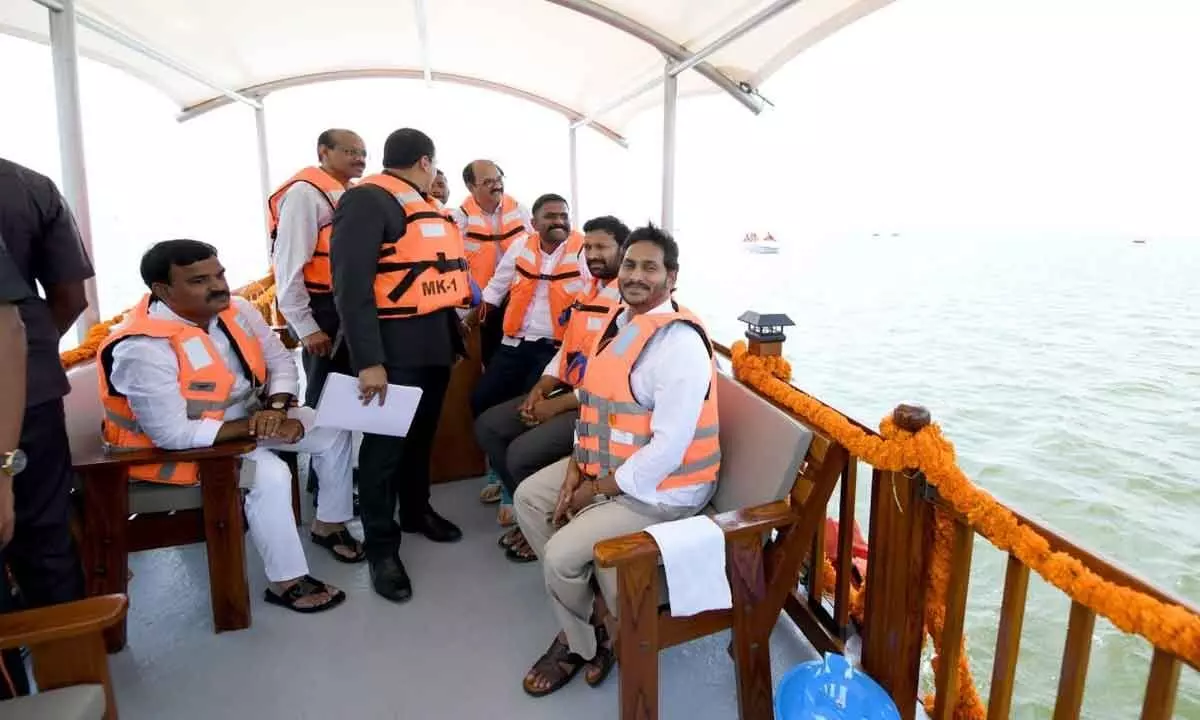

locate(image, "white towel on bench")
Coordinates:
645 515 732 617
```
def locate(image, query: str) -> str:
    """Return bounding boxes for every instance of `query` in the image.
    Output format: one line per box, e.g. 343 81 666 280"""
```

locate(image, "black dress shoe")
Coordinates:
369 555 413 603
401 508 463 543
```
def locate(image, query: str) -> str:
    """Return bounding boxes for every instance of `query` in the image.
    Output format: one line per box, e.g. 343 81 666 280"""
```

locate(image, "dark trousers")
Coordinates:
474 397 578 496
479 296 508 367
357 365 451 559
0 399 85 699
470 339 559 418
297 296 350 507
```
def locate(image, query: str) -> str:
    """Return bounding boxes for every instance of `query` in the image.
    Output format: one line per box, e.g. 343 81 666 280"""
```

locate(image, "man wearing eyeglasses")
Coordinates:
267 129 366 554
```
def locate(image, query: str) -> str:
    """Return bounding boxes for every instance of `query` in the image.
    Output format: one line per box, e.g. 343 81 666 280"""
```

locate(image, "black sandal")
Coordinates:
522 636 587 697
310 528 366 563
264 575 346 614
498 527 523 549
585 624 616 687
505 536 537 563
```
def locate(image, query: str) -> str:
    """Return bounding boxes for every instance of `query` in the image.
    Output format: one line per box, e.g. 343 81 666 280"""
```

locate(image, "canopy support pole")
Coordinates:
568 124 580 221
661 62 678 232
47 0 100 340
254 102 272 242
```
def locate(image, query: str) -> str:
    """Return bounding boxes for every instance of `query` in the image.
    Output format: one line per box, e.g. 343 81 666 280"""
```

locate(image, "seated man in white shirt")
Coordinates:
513 224 721 696
99 240 362 614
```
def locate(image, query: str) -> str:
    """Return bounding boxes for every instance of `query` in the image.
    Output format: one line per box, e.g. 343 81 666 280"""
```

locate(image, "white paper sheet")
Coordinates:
644 514 732 617
313 372 423 437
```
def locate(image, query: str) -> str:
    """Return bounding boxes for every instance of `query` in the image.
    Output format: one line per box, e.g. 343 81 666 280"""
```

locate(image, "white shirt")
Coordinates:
271 181 337 339
584 299 716 508
449 199 533 320
109 297 299 451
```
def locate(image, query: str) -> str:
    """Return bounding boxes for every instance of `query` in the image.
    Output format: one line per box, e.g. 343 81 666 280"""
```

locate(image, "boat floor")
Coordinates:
110 476 820 719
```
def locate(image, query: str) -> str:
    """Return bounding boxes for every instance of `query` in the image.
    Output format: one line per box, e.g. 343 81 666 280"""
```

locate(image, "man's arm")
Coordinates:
481 237 522 307
109 340 250 450
606 325 712 498
31 175 94 337
331 187 392 371
271 183 325 340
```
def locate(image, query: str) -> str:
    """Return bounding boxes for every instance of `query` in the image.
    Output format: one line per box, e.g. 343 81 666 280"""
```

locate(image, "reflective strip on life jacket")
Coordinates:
267 166 346 295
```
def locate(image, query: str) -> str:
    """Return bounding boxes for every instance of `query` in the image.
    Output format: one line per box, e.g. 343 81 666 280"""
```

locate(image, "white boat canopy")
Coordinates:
2 0 892 336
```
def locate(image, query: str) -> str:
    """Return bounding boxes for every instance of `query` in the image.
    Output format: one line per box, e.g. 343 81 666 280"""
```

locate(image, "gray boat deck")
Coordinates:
108 476 820 719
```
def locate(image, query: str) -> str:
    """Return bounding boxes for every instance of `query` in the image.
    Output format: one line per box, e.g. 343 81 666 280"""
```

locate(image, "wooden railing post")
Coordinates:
861 404 936 720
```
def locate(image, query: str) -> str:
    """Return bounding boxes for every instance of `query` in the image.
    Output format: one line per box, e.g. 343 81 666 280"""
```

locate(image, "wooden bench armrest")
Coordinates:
594 500 796 569
71 440 257 471
0 595 128 650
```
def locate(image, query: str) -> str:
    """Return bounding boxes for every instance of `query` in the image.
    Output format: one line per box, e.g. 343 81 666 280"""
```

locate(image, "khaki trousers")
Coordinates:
514 457 701 658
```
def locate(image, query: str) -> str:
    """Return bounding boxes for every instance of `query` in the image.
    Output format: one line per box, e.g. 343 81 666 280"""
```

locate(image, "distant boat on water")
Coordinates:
1133 239 1147 244
742 231 780 254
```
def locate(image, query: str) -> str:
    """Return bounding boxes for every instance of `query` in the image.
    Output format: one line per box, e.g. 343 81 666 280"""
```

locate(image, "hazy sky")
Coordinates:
1 0 1197 311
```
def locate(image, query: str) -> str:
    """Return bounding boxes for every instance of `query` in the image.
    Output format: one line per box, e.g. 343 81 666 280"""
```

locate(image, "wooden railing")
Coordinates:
712 340 1195 720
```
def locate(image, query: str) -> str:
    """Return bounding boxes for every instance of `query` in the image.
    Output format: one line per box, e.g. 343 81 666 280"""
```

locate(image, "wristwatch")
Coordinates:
1 449 27 477
267 398 288 412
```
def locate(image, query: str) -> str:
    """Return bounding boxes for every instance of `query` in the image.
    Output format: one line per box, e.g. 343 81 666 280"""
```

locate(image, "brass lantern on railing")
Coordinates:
738 310 794 357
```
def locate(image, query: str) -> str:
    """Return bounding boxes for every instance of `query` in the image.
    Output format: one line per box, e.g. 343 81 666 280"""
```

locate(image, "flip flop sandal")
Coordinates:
586 624 616 687
480 482 503 504
498 527 523 549
264 575 346 614
310 528 366 564
505 539 538 564
523 636 587 698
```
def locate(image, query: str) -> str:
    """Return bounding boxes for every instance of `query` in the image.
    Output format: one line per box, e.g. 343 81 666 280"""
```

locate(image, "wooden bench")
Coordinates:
594 367 850 720
0 594 128 719
64 362 292 652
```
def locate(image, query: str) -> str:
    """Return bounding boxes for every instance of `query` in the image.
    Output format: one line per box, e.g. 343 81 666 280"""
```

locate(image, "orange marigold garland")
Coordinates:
731 340 1200 714
59 273 277 369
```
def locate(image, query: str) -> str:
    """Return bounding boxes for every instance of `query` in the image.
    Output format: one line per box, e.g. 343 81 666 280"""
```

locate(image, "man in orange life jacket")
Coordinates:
466 193 587 419
513 224 721 696
331 128 473 603
475 215 628 563
99 240 361 614
269 129 365 408
450 160 533 367
430 169 450 206
269 129 365 513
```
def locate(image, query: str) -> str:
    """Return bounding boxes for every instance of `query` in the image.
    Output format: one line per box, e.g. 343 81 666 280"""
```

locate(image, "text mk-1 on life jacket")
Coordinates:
359 173 472 319
502 232 586 340
573 303 721 490
459 194 526 289
556 278 622 386
267 166 346 294
97 295 268 486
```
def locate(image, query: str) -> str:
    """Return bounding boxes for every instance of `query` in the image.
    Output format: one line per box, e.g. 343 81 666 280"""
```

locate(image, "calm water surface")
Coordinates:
681 233 1199 719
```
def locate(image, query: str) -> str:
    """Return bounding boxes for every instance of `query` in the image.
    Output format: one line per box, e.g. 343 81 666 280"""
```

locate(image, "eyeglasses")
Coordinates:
336 147 368 159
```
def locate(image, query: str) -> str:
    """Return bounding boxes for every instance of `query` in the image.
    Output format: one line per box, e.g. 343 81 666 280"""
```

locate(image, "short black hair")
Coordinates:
532 193 568 216
140 239 218 288
436 169 446 178
382 128 435 169
623 223 679 272
462 160 504 187
582 216 630 246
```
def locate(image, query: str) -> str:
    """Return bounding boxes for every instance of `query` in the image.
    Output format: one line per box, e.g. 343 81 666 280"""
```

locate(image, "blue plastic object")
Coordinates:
775 653 900 720
468 275 482 307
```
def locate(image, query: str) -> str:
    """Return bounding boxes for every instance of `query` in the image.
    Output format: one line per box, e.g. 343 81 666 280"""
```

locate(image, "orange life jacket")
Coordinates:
459 194 526 289
359 173 473 319
97 295 268 486
573 303 721 490
267 166 346 294
501 232 586 340
557 278 622 386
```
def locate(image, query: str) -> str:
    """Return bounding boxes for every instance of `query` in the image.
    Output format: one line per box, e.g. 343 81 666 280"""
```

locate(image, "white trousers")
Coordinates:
238 407 355 583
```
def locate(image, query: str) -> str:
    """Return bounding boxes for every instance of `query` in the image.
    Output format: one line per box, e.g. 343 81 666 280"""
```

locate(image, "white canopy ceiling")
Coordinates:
3 0 894 143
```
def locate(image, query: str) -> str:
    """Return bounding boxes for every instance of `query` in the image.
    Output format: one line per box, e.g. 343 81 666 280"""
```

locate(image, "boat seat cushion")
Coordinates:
1 685 106 720
597 370 814 614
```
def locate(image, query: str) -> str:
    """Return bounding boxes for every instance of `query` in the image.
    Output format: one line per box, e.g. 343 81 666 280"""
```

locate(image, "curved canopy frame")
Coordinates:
177 68 628 147
7 0 896 340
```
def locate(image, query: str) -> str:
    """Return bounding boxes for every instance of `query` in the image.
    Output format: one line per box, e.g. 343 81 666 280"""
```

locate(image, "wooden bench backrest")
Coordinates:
710 371 814 514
